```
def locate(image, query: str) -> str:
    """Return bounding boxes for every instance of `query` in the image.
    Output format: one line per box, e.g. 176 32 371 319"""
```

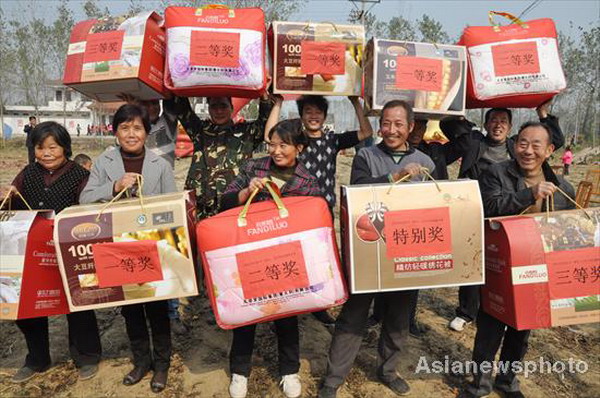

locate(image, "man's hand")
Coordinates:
531 181 557 200
536 98 552 119
271 94 284 105
391 163 423 182
114 173 140 192
348 96 360 106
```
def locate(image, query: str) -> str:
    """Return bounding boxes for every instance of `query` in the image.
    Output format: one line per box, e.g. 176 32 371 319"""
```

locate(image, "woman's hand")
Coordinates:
114 173 140 193
238 177 266 204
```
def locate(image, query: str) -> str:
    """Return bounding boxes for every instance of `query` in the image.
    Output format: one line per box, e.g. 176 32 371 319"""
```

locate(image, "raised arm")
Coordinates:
264 95 283 142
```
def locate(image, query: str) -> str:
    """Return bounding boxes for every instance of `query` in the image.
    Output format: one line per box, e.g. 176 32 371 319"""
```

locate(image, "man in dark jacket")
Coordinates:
442 100 565 332
460 121 575 398
23 116 37 164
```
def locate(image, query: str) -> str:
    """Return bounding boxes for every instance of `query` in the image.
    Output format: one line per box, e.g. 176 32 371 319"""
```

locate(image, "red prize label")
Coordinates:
83 30 125 63
492 41 540 77
236 241 309 300
394 56 443 92
93 240 163 288
300 41 346 75
384 207 452 258
546 247 600 300
190 31 240 68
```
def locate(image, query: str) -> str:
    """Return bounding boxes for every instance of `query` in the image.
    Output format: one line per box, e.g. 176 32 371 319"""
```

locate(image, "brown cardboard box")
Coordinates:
364 39 467 118
482 209 600 330
271 21 364 96
54 192 198 312
341 180 483 293
63 12 168 102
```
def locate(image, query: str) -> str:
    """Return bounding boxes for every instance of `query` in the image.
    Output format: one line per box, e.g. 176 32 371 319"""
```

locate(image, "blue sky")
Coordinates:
2 0 598 39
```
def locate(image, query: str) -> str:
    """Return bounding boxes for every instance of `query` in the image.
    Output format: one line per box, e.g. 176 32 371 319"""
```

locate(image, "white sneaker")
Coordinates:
229 373 248 398
449 316 470 331
280 373 302 398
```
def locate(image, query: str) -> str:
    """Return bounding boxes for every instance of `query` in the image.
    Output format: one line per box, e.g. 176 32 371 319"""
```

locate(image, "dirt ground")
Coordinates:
0 137 598 398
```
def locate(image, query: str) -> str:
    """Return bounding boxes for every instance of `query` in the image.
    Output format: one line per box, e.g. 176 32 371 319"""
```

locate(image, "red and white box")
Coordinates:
197 192 347 329
63 12 168 102
1 210 69 320
459 12 566 108
482 208 600 330
164 6 267 98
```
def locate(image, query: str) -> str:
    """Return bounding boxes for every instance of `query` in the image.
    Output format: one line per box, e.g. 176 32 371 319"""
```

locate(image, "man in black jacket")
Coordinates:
23 116 37 164
442 100 565 332
460 121 575 398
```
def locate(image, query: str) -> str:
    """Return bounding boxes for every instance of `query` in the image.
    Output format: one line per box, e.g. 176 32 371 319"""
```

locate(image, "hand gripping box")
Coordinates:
197 193 347 329
271 21 364 96
482 208 600 330
63 12 168 102
364 39 467 119
341 180 484 293
459 12 566 108
164 6 267 98
54 192 198 312
1 210 69 320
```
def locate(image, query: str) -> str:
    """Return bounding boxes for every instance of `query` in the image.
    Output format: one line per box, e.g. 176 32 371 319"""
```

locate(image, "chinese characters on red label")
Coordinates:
300 41 346 75
190 31 240 67
547 247 600 300
384 207 452 259
236 241 309 300
491 41 540 77
93 240 163 288
394 56 443 92
83 30 125 63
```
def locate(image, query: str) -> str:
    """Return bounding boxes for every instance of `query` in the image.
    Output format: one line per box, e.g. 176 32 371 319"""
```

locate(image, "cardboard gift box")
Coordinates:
54 192 198 312
164 6 267 98
1 210 69 320
341 180 484 293
63 12 168 102
271 21 364 96
459 12 566 109
482 208 600 331
364 39 467 118
197 186 347 329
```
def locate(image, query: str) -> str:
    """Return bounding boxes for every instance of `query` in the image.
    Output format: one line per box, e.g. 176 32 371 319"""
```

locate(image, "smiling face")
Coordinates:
380 105 414 151
515 126 554 173
208 97 233 126
35 135 66 171
300 104 326 135
116 117 146 155
268 132 303 168
485 110 512 144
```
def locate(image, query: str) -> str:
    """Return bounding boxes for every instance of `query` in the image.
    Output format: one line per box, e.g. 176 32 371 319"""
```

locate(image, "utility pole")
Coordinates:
348 0 381 25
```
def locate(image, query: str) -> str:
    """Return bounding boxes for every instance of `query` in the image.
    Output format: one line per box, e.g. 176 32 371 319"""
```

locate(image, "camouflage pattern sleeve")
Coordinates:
163 96 208 145
249 98 274 149
223 159 254 196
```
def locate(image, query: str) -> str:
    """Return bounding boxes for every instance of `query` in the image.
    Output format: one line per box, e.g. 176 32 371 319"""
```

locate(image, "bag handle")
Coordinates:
196 4 235 18
386 167 441 195
238 178 289 227
0 187 33 211
96 174 147 222
518 185 591 219
488 11 529 29
302 21 340 33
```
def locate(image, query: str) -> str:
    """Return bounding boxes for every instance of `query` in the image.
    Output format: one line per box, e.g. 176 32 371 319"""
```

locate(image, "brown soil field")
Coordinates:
0 137 598 398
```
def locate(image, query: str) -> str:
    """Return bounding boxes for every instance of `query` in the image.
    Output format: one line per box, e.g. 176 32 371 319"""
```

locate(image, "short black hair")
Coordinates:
296 95 328 118
112 104 150 135
207 96 233 107
73 153 92 166
29 116 36 121
379 100 414 125
517 121 552 144
268 119 307 149
485 108 512 124
30 121 72 158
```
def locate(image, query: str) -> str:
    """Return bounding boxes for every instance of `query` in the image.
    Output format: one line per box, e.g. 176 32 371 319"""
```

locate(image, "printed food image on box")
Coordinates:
272 22 364 96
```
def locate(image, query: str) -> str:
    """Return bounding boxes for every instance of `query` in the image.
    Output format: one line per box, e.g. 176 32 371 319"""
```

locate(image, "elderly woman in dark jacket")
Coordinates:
6 121 101 383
